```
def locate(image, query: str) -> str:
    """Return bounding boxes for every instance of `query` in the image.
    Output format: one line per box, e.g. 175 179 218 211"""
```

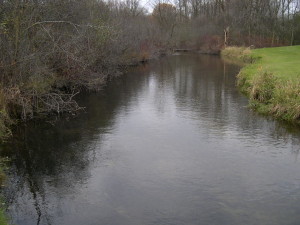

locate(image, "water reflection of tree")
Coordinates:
156 54 300 153
0 65 152 225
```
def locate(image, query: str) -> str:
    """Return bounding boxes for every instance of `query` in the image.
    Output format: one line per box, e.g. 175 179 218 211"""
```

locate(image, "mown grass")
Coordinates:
222 45 300 123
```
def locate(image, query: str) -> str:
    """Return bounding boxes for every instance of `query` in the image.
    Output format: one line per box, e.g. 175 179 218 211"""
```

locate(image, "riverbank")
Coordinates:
222 46 300 123
0 159 9 225
0 196 8 225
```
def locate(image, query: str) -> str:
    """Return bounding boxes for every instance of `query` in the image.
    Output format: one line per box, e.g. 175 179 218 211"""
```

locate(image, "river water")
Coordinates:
1 54 300 225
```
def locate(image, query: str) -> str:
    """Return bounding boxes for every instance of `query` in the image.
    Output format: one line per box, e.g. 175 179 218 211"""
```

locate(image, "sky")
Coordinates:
140 0 175 13
140 0 154 13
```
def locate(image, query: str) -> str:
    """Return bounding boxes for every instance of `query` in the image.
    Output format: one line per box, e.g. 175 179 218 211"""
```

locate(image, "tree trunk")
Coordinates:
291 29 294 46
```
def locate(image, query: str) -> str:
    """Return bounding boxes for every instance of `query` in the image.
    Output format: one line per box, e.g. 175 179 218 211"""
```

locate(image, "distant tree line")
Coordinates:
0 0 299 125
154 0 300 49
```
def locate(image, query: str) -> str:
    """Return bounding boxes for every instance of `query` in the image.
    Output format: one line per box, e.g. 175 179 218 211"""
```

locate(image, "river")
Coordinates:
1 54 300 225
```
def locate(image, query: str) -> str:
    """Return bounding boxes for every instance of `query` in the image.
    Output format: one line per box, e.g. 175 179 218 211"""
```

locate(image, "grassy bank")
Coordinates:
222 46 300 123
0 199 8 225
0 159 9 225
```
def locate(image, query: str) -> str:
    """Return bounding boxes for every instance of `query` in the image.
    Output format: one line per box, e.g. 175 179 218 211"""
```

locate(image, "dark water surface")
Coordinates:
1 54 300 225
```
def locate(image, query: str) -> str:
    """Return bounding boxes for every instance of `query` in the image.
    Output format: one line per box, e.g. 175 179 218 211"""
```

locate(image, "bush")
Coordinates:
250 72 276 103
221 46 259 64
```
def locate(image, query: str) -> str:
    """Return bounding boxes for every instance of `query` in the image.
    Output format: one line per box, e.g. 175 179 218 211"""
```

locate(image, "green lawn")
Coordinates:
249 45 300 80
222 45 300 123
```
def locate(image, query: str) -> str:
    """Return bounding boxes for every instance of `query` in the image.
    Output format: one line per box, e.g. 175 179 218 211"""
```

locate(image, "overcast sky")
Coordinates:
140 0 154 13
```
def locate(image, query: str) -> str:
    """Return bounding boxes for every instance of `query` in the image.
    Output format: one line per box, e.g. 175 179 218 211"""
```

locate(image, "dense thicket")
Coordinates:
0 0 161 121
0 0 299 128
